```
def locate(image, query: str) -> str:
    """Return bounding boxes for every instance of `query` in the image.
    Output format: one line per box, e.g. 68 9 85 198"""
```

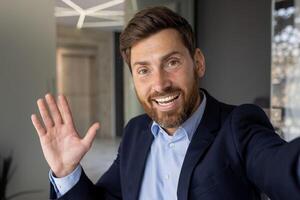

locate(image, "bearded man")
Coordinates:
31 6 300 200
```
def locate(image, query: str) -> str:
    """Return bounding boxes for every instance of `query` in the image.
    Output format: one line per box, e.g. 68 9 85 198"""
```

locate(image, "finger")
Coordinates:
37 98 54 128
45 94 63 125
57 98 64 123
83 122 100 148
31 114 46 137
58 95 74 125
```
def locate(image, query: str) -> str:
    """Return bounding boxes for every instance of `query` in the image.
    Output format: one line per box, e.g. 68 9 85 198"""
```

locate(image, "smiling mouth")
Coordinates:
153 94 180 106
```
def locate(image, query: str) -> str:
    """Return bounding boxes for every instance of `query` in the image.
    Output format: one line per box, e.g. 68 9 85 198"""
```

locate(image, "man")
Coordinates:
31 6 300 200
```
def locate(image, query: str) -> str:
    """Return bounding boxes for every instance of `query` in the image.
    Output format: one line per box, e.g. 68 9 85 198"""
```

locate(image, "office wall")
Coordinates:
196 0 272 105
0 0 55 199
56 26 115 138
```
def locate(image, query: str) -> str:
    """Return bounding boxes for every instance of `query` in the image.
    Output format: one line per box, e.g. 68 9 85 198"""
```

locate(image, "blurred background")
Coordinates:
0 0 297 199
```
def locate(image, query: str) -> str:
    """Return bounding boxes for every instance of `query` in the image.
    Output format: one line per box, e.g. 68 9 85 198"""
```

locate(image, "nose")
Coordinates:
151 69 171 93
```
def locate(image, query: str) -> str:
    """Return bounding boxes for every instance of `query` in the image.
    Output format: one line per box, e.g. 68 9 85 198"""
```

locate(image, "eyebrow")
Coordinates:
132 51 182 68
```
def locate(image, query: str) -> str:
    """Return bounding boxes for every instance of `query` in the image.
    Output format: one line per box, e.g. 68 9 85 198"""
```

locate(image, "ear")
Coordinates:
194 48 205 78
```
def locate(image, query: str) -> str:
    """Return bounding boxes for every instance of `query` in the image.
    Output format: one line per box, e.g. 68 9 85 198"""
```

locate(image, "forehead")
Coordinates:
130 28 189 64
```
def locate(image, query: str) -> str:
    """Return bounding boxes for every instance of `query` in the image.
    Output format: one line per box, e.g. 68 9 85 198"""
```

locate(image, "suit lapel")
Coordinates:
177 90 221 200
128 121 154 200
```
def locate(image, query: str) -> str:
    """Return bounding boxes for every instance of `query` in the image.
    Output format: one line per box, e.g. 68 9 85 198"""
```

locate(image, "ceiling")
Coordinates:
55 0 125 30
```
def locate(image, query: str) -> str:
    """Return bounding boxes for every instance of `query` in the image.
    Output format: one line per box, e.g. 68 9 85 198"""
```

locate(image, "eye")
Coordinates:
166 58 180 69
169 60 179 66
137 67 150 75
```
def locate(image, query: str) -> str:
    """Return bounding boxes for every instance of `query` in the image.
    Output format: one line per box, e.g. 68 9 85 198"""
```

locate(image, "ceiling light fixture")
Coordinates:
55 0 125 29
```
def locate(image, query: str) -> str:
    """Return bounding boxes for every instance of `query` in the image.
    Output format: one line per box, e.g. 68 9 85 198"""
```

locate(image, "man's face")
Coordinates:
131 28 205 134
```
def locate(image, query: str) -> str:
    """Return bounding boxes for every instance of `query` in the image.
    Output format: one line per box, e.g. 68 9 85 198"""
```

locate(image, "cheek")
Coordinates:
174 70 195 91
133 80 149 99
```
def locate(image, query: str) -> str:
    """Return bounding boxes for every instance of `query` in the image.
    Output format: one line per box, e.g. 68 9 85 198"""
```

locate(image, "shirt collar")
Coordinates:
151 91 207 141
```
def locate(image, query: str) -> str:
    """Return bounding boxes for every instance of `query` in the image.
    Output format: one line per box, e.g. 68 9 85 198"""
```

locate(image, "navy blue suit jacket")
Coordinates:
51 90 300 200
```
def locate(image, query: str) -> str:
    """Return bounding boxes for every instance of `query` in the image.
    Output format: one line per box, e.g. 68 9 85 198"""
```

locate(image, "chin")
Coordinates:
154 109 185 128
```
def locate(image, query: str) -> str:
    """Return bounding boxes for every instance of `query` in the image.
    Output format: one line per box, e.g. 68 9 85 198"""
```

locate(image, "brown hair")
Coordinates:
120 6 195 69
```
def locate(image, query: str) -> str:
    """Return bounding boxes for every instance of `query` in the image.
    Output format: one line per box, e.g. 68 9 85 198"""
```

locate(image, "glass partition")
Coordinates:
271 0 300 141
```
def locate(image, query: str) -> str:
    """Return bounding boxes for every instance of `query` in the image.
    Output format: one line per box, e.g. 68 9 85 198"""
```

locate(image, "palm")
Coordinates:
31 94 99 177
40 125 85 174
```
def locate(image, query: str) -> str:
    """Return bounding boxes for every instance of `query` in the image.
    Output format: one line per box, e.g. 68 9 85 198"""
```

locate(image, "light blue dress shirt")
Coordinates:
138 93 206 200
50 93 207 199
49 165 82 197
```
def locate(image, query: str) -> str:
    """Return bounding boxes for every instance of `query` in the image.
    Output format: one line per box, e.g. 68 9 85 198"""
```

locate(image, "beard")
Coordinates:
136 69 200 129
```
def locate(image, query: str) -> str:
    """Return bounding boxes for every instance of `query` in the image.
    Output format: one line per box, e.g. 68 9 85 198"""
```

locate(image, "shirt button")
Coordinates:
165 174 170 180
169 143 175 148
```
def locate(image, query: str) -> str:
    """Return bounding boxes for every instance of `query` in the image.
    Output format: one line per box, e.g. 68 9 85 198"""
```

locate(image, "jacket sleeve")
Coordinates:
230 104 300 200
50 146 122 200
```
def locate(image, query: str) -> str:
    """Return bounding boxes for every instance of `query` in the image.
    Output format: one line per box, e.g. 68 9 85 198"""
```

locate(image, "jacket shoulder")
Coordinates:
230 104 271 124
125 114 152 130
122 114 152 139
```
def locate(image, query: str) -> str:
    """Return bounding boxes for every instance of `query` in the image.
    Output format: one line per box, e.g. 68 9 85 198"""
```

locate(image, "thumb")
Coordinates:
83 122 100 148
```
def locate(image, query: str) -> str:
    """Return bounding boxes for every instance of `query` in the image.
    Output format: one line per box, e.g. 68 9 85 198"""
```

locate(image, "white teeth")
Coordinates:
155 95 178 103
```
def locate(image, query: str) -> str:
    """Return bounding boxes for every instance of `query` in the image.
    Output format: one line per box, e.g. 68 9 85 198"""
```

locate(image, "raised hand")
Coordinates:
31 94 100 177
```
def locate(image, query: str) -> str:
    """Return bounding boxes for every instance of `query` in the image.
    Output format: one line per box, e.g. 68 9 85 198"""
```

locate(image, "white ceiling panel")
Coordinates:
55 0 124 30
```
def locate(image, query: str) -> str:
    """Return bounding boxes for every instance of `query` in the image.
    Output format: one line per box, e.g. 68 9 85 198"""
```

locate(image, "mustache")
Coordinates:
149 87 181 99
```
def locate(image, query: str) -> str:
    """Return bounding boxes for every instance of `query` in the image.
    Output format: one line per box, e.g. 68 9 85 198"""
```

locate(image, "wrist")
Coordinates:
52 165 78 178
